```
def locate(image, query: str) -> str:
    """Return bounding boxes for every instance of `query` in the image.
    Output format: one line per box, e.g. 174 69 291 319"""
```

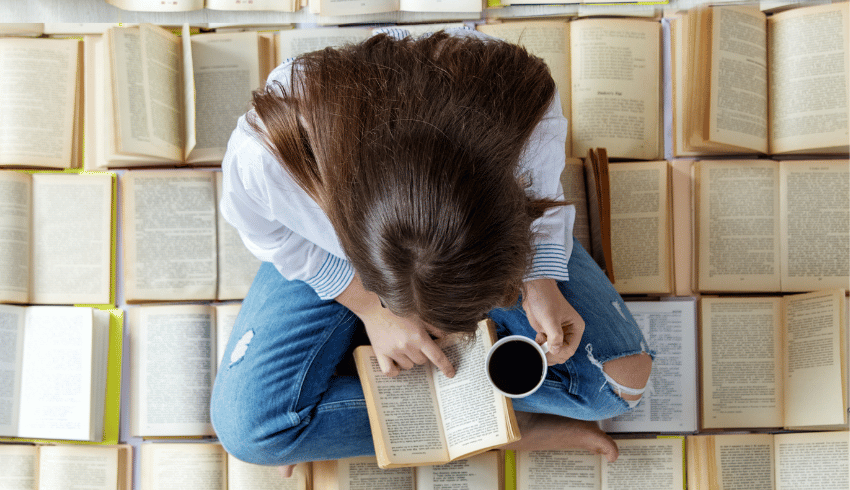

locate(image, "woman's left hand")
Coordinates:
522 278 585 365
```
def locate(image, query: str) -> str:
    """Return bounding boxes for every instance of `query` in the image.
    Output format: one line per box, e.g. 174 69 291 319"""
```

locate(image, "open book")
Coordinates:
694 159 849 293
0 444 132 490
313 452 503 490
686 431 849 490
671 3 850 156
121 170 261 302
0 171 114 305
0 38 82 169
105 0 300 11
515 438 685 490
478 18 661 160
601 299 698 434
354 319 520 468
129 303 241 438
140 443 311 490
0 306 112 442
84 24 274 169
700 289 847 431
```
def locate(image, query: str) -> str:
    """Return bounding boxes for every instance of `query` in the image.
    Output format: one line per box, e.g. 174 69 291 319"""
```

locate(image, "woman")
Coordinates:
211 27 653 470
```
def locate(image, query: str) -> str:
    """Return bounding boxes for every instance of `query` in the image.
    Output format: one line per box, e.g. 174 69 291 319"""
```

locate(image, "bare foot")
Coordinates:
502 412 619 462
276 465 296 478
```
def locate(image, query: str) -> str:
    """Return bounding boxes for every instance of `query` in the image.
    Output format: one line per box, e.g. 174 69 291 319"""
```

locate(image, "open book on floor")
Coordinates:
105 0 300 11
354 319 520 468
84 24 274 169
313 452 503 490
478 18 662 160
129 303 241 438
515 437 685 490
600 299 698 434
0 444 132 490
686 431 849 490
700 289 847 431
121 170 261 302
671 2 850 157
0 171 114 305
0 306 122 443
694 159 849 293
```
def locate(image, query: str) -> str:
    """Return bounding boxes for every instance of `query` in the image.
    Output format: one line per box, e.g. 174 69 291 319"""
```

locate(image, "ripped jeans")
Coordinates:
210 240 653 465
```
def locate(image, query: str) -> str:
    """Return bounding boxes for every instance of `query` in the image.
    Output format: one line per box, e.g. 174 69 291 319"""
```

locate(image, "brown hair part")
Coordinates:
249 32 563 334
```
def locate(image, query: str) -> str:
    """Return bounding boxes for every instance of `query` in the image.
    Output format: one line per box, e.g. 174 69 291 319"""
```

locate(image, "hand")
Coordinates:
522 279 585 365
361 308 455 378
335 274 454 378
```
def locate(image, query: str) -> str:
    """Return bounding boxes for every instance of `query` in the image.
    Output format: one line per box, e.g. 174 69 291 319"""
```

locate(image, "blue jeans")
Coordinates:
211 240 652 465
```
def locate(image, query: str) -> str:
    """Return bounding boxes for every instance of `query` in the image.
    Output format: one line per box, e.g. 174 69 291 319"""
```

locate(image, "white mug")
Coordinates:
485 335 549 398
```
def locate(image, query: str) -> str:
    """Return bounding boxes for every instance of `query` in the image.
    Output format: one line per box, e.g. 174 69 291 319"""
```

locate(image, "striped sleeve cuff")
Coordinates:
373 27 411 39
526 243 570 282
305 254 356 300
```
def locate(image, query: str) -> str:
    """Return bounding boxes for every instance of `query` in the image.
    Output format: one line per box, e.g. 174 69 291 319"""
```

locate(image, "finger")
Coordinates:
407 350 429 366
376 353 400 377
420 340 455 378
276 465 296 478
542 320 564 354
393 354 415 371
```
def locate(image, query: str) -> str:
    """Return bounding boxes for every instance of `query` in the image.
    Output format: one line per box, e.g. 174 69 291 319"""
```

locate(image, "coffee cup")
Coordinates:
485 335 549 398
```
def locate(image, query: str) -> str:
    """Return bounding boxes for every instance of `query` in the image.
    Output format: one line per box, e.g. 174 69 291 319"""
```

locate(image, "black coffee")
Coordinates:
487 340 545 396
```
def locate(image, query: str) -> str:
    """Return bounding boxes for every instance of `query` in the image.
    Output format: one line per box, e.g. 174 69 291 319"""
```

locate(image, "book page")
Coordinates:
0 171 30 303
433 323 509 460
601 438 683 490
769 3 850 154
609 161 671 294
783 289 846 428
561 158 590 252
140 443 226 490
38 445 118 490
122 171 217 301
0 304 25 437
601 300 697 433
780 161 850 291
697 161 781 292
109 26 183 162
355 347 448 466
31 173 112 305
18 307 96 441
706 6 768 153
336 457 414 490
214 303 242 369
276 28 372 64
516 449 601 490
215 173 261 300
0 444 37 490
416 452 501 490
189 31 261 162
774 431 849 490
712 433 775 490
476 21 571 154
701 297 784 429
131 305 216 437
227 455 308 490
106 0 204 11
570 19 660 160
0 38 79 168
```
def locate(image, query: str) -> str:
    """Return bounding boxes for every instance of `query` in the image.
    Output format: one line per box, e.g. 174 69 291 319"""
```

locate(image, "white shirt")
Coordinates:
220 27 575 300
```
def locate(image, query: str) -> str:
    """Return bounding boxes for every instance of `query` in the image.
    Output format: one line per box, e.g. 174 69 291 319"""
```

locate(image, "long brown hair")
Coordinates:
249 31 562 334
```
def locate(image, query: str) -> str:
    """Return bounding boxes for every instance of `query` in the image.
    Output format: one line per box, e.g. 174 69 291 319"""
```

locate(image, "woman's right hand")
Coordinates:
335 274 454 378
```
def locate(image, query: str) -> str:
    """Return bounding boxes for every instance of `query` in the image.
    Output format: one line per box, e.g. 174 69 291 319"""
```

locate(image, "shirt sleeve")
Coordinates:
219 122 355 300
519 90 575 283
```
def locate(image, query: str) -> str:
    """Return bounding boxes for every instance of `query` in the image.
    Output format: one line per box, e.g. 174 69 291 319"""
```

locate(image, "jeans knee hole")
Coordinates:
230 330 254 366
